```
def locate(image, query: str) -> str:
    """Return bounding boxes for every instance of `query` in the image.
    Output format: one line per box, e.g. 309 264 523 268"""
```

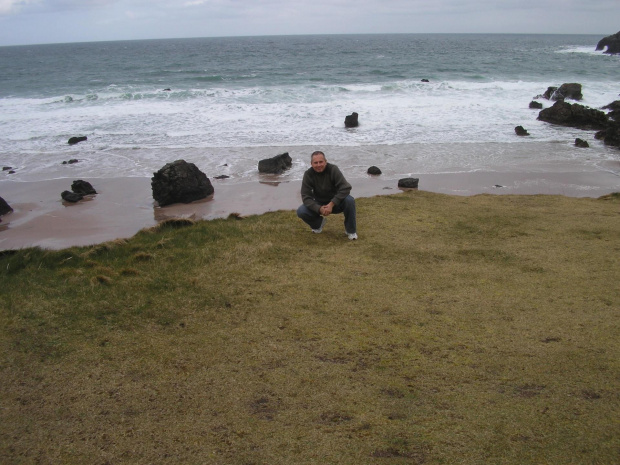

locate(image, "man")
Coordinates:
296 151 358 240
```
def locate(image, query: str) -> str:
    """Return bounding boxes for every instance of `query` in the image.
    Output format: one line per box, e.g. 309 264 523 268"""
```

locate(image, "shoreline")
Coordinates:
1 167 619 250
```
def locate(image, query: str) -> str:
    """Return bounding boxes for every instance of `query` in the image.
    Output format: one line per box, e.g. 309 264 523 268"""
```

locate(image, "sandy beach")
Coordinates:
1 161 619 250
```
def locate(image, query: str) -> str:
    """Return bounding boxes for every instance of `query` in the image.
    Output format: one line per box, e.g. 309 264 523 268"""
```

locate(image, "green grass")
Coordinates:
1 190 619 464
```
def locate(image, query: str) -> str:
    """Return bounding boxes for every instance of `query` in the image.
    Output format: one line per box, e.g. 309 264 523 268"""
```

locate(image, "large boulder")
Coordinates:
367 166 382 175
71 180 97 195
258 152 292 174
542 83 582 101
596 31 620 55
398 178 419 189
0 196 12 216
151 159 214 207
344 112 359 128
537 100 608 130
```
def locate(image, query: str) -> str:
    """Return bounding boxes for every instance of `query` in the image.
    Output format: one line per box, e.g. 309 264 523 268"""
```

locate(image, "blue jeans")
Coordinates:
297 195 357 234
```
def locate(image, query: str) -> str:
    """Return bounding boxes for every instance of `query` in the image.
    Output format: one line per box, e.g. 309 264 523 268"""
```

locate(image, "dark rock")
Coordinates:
68 136 87 145
0 196 12 216
603 100 620 121
214 175 230 179
2 167 12 171
556 83 583 101
8 171 15 174
62 159 79 165
163 88 171 91
542 86 557 100
529 101 543 109
421 79 430 83
61 191 83 203
542 83 582 101
595 121 620 148
515 126 530 136
575 138 589 148
596 31 620 55
71 180 97 195
258 152 292 174
151 160 214 207
367 166 382 175
537 100 608 130
398 178 419 189
344 112 359 128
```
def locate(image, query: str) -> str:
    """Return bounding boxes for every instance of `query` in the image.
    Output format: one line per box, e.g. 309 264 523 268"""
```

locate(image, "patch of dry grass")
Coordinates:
1 191 619 464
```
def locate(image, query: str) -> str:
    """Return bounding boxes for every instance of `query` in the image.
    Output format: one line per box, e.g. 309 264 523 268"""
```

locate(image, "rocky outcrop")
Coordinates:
151 159 214 207
344 112 359 128
575 138 589 148
515 126 529 136
537 100 608 130
71 180 97 195
398 178 419 189
529 101 543 109
603 101 620 121
542 83 582 101
596 31 620 54
595 122 620 148
0 196 12 216
258 152 292 174
367 166 382 175
68 136 87 145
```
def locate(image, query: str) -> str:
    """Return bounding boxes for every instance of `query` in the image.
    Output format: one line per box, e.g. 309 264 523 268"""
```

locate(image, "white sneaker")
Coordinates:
347 232 358 240
312 217 326 234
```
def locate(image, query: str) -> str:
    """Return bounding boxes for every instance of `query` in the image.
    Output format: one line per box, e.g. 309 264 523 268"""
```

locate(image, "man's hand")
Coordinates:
320 202 334 216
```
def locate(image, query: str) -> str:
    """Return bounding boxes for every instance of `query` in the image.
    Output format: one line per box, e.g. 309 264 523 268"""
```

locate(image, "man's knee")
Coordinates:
297 204 314 219
344 195 356 209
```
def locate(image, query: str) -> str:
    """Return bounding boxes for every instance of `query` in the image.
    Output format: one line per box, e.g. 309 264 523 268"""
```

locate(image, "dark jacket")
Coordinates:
301 163 352 214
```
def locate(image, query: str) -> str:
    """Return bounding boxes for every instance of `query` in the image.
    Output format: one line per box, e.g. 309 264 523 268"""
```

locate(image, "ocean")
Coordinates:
0 33 618 185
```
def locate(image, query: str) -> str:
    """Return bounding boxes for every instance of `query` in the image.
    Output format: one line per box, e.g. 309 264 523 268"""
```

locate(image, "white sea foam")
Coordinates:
1 35 619 183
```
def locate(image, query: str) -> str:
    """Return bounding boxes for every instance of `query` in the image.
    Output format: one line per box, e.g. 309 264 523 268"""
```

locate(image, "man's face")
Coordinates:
311 154 327 173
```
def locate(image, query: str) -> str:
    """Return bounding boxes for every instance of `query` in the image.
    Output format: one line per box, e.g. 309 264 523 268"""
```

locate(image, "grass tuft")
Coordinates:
151 217 196 230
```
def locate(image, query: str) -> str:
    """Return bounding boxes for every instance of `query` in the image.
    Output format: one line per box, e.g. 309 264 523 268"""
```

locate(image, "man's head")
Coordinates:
311 151 327 173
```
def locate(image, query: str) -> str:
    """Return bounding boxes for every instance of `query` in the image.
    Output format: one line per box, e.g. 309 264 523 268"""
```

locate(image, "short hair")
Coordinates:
311 150 325 161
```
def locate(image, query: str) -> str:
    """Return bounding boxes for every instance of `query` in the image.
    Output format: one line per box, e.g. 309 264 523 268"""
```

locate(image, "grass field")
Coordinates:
1 190 619 464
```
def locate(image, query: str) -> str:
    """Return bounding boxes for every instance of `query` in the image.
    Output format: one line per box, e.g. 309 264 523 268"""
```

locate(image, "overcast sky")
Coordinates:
0 0 618 46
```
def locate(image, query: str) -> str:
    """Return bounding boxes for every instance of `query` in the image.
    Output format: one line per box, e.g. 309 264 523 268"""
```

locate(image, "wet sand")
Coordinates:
1 167 619 250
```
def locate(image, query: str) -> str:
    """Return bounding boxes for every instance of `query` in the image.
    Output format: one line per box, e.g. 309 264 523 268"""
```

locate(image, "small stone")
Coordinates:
367 166 382 175
515 125 530 136
68 136 87 145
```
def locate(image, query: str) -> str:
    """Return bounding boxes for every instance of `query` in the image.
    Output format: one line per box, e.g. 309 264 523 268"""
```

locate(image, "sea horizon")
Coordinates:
0 31 611 48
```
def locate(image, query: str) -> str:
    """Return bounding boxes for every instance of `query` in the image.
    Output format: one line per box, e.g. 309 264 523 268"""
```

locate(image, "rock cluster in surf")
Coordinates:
595 31 620 55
